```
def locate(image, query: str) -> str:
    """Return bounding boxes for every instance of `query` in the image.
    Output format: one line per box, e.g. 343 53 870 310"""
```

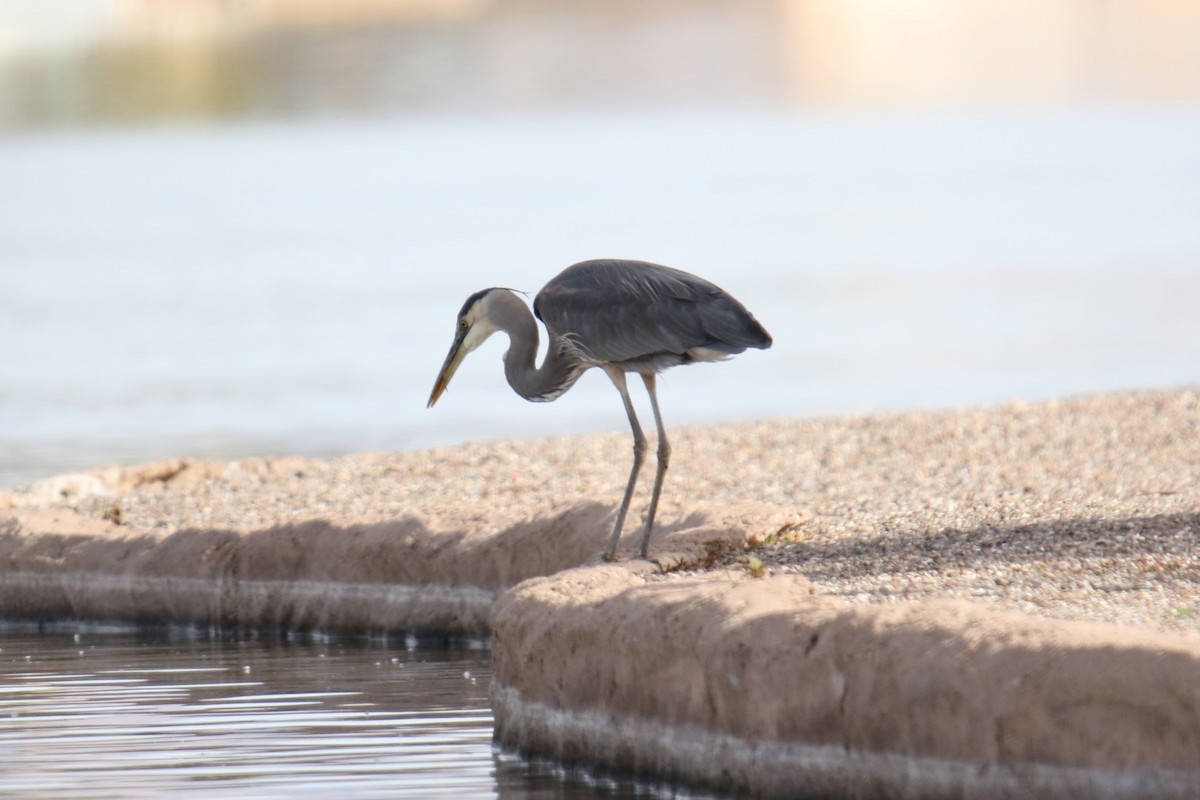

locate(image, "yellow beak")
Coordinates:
428 327 468 408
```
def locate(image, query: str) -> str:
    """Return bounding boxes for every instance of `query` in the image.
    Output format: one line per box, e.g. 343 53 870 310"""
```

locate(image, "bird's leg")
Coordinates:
602 366 646 561
638 373 670 559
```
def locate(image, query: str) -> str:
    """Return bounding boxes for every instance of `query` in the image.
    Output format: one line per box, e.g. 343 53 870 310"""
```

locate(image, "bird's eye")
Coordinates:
458 319 468 330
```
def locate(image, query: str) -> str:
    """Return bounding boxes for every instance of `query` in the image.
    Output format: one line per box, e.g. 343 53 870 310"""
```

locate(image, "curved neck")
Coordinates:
490 291 583 402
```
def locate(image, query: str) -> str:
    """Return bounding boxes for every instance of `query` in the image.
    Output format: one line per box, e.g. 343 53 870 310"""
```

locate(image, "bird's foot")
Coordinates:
638 552 666 571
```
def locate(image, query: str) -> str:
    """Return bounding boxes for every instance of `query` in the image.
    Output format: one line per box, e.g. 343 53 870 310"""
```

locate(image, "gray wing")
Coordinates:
533 259 772 365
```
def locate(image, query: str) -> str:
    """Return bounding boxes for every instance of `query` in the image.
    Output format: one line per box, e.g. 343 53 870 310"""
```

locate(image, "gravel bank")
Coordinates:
3 387 1198 635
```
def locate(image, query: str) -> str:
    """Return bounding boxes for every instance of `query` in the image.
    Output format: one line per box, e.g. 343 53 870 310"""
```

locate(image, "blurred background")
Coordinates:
2 0 1199 489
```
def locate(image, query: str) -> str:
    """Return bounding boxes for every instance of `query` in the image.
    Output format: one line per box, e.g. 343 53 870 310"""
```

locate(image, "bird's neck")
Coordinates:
492 292 583 402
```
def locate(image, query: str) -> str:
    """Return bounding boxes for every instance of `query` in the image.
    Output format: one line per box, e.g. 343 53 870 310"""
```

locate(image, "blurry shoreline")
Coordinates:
5 0 1200 128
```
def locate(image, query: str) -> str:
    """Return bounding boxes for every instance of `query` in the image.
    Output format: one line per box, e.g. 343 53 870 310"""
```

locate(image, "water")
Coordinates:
3 108 1198 489
0 625 697 799
3 2 1200 489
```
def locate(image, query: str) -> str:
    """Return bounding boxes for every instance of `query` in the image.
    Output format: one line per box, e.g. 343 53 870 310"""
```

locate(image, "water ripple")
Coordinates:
0 630 498 799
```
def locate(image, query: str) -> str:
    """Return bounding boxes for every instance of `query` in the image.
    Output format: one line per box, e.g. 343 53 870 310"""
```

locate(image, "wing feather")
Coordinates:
534 259 771 366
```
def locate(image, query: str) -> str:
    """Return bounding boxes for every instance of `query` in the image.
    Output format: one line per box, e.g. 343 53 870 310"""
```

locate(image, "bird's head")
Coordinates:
427 288 504 408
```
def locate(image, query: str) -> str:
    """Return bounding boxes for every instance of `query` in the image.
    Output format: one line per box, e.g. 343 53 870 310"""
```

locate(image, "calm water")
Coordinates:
3 109 1198 489
0 625 702 799
2 1 1200 488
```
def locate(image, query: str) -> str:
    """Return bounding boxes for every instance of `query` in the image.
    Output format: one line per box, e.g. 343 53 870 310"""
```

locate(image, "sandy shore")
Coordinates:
5 386 1197 636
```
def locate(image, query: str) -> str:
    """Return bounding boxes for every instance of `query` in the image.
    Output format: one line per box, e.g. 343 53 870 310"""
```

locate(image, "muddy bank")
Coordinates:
0 502 767 634
0 506 584 634
5 387 1198 635
491 567 1200 799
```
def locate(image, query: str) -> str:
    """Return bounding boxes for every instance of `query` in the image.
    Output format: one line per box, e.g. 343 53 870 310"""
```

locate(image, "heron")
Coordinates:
427 258 772 561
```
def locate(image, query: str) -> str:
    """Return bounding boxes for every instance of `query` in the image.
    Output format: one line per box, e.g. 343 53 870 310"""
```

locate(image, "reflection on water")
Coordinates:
0 624 695 799
0 626 495 799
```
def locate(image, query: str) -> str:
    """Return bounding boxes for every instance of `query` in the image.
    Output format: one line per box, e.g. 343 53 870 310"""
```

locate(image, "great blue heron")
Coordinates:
427 258 772 561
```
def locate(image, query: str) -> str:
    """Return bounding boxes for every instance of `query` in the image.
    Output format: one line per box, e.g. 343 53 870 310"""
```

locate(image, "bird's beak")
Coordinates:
428 326 469 408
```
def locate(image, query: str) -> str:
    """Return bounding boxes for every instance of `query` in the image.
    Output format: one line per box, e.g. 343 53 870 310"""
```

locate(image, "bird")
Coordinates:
427 258 772 561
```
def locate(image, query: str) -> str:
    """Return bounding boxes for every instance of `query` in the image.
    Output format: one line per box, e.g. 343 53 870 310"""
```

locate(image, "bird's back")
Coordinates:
533 259 771 370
